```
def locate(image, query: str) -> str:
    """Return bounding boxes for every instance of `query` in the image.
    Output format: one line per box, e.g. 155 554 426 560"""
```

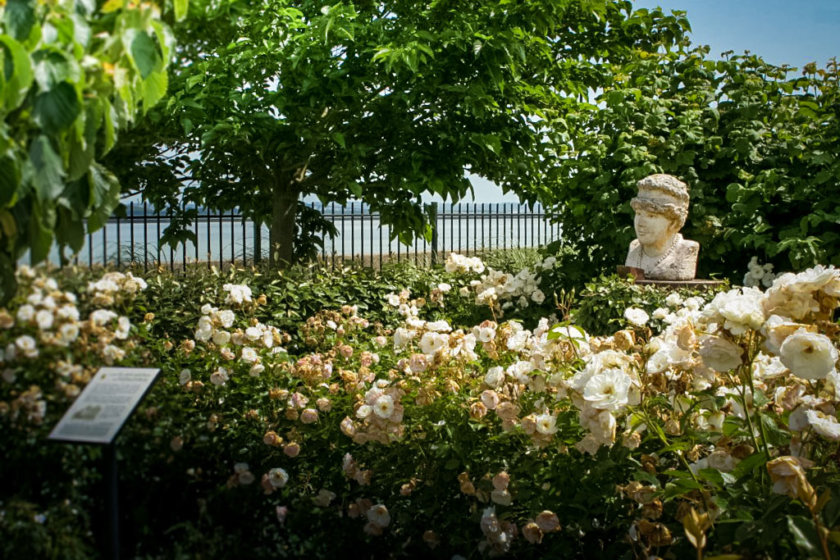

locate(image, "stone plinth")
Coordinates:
617 266 725 289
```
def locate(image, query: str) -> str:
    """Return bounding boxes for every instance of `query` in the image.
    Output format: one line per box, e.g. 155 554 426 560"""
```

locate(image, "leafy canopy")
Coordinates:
0 0 179 302
112 0 690 263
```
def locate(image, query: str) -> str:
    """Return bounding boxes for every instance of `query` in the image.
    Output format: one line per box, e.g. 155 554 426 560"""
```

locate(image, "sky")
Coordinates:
461 0 840 203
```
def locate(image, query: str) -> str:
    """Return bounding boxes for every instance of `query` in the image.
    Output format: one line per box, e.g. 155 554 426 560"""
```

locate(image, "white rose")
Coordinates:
624 307 649 327
213 330 231 346
210 367 229 386
58 323 80 345
418 332 447 356
217 309 235 328
367 504 391 528
806 410 840 440
779 329 838 380
268 467 289 488
484 366 505 388
583 368 632 412
699 335 744 372
241 347 259 363
35 309 54 330
535 413 558 435
373 395 395 419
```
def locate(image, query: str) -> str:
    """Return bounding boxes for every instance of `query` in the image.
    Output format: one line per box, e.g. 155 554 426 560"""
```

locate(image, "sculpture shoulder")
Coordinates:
676 238 700 257
625 239 641 265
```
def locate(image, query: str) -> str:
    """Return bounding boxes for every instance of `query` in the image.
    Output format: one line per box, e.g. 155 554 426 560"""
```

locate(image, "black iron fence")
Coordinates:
39 201 560 271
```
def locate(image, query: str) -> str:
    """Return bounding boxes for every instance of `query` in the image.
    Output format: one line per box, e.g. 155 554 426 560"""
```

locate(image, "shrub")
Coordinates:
2 262 840 560
573 273 729 336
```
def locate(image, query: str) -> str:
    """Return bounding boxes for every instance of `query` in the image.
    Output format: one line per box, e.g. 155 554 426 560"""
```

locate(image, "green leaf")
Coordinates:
28 201 53 264
102 98 116 154
29 135 65 201
786 515 819 556
130 31 161 79
87 162 121 232
33 82 81 134
174 0 189 22
0 35 34 110
33 49 80 91
332 131 346 148
55 206 85 255
0 251 17 305
141 70 168 112
0 210 16 240
0 152 21 207
4 0 36 41
101 0 124 14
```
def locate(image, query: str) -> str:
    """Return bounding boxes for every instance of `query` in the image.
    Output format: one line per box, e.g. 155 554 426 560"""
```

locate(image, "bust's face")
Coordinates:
634 209 675 247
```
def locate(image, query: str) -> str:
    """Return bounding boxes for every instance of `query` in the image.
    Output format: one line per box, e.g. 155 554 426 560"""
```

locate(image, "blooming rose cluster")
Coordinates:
341 379 406 444
444 252 486 274
223 283 252 305
617 266 840 472
392 316 479 374
471 267 547 313
564 350 640 454
193 299 286 382
443 254 556 317
743 256 776 288
1 268 139 425
87 271 147 306
301 306 370 349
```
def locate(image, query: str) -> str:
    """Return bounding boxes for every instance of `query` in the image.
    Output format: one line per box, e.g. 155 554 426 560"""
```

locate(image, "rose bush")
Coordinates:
1 259 840 558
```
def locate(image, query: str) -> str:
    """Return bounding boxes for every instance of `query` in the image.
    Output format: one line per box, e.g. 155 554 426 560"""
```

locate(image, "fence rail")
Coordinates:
38 201 560 271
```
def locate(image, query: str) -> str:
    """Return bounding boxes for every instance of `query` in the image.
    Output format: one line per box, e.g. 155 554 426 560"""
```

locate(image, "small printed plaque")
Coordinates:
49 367 160 445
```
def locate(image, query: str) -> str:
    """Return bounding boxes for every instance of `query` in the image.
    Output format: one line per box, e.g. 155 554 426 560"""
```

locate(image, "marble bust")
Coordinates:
624 174 699 281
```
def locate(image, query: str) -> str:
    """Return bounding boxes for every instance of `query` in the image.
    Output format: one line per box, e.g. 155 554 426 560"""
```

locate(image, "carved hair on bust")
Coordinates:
630 174 689 229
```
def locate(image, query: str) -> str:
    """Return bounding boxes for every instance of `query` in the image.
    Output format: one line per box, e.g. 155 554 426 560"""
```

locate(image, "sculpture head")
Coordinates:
630 174 689 248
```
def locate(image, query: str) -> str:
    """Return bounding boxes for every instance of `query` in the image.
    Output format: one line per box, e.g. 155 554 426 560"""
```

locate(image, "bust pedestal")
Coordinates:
617 266 726 289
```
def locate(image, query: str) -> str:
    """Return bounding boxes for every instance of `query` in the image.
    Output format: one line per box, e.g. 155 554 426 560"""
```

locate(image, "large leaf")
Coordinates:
140 69 167 112
55 205 85 255
87 162 121 232
33 48 80 91
33 82 81 134
0 35 34 110
28 200 53 263
0 251 17 305
67 102 100 181
174 0 189 23
3 0 36 41
130 30 161 79
786 515 820 557
29 135 65 201
0 152 21 207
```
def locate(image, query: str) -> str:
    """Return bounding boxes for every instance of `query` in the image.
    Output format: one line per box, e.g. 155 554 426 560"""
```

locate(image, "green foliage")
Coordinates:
3 262 840 558
573 273 727 335
109 0 690 265
0 0 176 303
544 46 840 281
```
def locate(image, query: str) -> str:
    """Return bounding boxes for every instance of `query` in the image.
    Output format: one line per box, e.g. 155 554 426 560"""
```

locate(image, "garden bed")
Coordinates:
1 255 839 559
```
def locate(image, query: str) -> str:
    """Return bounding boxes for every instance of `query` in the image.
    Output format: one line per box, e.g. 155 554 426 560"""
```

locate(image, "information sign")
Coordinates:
49 367 160 445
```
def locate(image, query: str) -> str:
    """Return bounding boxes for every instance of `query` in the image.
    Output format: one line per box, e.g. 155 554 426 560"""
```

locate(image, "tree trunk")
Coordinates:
269 179 299 268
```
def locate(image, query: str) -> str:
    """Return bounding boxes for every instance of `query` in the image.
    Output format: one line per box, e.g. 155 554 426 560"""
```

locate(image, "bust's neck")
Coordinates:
641 233 680 258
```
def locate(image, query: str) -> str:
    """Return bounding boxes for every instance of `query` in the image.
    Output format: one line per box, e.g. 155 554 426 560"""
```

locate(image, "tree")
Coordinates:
543 43 840 284
0 0 180 302
112 0 689 266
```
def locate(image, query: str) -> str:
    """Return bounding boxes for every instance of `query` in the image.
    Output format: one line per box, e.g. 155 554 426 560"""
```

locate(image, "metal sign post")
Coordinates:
49 367 160 560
